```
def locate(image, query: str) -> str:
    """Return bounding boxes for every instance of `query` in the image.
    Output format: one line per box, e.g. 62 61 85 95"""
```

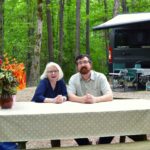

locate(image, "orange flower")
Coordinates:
2 54 26 91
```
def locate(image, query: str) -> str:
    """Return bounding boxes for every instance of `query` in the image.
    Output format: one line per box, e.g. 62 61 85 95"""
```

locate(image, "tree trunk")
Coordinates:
46 0 54 61
26 0 36 85
28 0 43 86
58 0 64 65
103 0 109 70
121 0 128 13
75 0 81 57
103 0 109 48
0 0 4 56
86 0 90 55
113 0 120 17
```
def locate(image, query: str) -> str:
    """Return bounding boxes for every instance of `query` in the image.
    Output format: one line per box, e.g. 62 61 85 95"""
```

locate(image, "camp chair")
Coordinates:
110 63 127 90
145 76 150 91
113 63 125 72
134 63 141 69
146 81 150 91
109 63 127 89
124 69 138 90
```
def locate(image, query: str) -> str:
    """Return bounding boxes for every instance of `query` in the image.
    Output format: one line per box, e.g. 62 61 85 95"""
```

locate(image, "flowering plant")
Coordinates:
0 53 26 96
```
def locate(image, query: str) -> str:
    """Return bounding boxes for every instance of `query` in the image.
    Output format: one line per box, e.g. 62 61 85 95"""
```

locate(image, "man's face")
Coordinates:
76 57 92 74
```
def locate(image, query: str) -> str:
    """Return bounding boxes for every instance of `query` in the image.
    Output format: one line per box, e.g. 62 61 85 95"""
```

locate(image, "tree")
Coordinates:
113 0 120 16
0 0 4 56
75 0 81 56
26 0 37 84
121 0 128 13
28 0 43 86
103 0 109 69
46 0 54 61
86 0 90 55
58 0 65 65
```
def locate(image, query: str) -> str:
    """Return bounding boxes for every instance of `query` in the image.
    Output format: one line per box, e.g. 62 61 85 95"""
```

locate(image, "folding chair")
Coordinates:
110 63 127 90
124 69 138 90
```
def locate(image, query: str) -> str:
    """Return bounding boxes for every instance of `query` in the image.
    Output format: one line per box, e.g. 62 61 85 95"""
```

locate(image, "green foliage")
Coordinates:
0 69 18 95
4 0 28 61
3 0 150 84
127 0 150 12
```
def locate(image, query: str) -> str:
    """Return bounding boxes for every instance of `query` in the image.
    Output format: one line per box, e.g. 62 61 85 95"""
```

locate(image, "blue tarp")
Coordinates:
0 142 17 150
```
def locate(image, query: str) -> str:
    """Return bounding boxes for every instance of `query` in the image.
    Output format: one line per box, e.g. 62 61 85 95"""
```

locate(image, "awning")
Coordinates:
93 12 150 30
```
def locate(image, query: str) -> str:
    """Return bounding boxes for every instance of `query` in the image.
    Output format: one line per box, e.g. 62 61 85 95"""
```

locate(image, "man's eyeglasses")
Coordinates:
47 70 59 74
77 60 90 65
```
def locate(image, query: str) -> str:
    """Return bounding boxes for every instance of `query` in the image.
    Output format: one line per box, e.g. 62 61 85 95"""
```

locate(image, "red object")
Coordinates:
0 58 2 65
0 95 13 109
108 46 112 63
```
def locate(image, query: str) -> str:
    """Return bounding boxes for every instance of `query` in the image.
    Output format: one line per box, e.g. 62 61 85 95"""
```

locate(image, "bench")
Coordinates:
29 141 150 150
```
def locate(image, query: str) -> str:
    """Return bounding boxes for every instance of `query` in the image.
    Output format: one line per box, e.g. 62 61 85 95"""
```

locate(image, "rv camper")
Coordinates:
93 12 150 72
93 13 150 89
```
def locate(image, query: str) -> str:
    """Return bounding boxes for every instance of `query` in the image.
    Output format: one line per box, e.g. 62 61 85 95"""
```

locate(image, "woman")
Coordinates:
32 62 67 147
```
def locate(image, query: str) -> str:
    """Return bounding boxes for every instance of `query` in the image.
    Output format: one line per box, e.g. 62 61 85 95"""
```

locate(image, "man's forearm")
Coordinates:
68 94 85 103
95 93 113 103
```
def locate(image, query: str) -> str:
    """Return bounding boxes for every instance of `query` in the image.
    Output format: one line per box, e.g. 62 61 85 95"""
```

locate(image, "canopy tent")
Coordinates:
93 12 150 30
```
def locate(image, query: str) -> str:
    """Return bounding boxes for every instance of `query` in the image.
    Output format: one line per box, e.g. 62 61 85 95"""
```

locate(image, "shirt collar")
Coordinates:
79 70 95 81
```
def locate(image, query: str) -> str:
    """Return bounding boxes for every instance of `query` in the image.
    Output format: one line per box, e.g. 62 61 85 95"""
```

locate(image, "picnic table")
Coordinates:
1 100 150 149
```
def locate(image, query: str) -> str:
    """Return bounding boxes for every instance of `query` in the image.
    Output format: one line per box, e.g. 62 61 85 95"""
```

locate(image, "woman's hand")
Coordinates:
44 95 67 103
54 95 64 104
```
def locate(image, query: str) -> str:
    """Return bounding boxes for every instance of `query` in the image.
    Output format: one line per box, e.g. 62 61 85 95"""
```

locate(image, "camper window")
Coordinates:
115 29 150 48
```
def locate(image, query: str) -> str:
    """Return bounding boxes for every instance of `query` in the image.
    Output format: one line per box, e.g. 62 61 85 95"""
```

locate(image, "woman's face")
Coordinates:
47 66 59 82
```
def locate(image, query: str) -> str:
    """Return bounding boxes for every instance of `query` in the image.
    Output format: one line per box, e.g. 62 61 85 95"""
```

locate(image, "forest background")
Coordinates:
0 0 150 87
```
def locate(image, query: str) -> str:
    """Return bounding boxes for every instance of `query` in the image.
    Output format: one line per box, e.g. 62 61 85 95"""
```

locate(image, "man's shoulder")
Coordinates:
69 72 80 80
92 70 106 78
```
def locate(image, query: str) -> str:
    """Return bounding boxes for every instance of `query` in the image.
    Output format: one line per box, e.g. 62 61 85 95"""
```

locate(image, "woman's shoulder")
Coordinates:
58 78 65 83
39 78 49 85
57 79 66 85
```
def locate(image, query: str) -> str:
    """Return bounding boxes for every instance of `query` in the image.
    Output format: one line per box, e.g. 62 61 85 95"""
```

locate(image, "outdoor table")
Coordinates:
0 100 150 143
133 68 150 76
127 68 150 79
125 68 150 89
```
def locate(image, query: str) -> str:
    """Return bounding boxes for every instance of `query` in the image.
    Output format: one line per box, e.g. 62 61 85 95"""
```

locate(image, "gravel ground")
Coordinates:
15 87 150 149
16 86 150 102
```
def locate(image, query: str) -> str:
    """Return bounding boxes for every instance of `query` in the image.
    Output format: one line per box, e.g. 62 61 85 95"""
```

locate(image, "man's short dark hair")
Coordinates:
75 54 92 64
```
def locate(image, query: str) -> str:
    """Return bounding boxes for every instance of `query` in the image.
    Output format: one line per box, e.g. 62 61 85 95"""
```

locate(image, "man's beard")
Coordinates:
79 66 90 74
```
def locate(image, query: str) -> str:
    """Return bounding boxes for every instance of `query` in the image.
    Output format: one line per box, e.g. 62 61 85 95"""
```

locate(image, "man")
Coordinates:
67 54 113 145
67 54 147 145
68 54 113 104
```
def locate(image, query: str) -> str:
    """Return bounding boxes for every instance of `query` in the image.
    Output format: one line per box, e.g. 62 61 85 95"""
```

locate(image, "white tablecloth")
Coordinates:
0 100 150 142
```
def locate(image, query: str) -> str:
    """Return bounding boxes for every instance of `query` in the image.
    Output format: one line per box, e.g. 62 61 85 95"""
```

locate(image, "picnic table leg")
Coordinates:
17 141 27 149
120 136 126 143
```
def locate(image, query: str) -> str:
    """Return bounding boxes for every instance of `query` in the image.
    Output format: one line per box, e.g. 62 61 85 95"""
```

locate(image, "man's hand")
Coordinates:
84 93 96 104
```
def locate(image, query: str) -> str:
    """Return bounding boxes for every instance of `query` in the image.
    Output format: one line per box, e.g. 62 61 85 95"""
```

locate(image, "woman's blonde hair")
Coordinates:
40 62 64 80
